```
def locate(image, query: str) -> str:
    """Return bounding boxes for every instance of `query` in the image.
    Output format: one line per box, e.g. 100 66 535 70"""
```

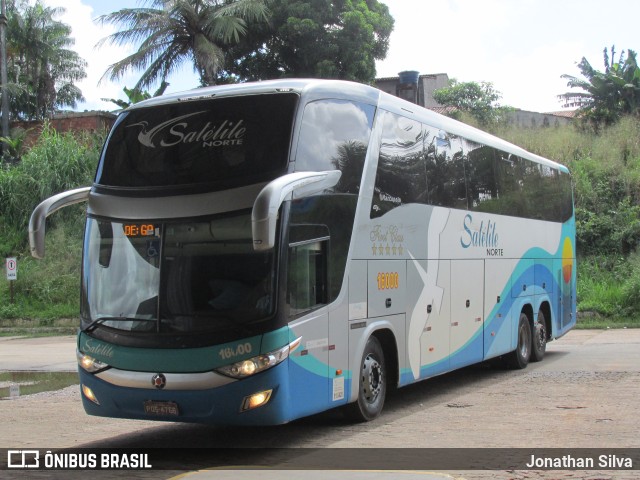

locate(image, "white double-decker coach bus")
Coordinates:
30 79 576 424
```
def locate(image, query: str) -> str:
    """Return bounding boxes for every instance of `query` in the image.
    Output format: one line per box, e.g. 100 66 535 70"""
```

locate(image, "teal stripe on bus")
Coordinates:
78 327 296 373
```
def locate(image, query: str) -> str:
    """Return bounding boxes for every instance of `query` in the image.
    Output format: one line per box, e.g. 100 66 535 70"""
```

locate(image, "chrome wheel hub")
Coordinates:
362 354 383 403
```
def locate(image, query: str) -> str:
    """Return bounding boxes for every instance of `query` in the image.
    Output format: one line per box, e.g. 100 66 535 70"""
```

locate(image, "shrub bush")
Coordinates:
0 125 104 321
0 124 102 245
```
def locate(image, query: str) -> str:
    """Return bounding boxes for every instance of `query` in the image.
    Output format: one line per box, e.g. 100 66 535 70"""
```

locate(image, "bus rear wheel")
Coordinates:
345 335 386 422
506 313 531 369
531 310 547 362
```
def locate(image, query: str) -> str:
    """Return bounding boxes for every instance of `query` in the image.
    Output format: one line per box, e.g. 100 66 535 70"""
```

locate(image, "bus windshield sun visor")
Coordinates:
251 170 341 251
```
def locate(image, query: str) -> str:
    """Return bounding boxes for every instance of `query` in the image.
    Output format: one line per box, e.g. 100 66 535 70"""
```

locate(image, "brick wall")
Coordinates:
10 111 117 149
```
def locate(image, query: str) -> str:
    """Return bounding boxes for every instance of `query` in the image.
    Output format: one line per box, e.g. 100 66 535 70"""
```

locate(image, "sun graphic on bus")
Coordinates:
562 237 573 284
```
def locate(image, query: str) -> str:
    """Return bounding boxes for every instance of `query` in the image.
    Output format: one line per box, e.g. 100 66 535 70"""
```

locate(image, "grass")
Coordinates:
576 315 639 329
576 256 626 316
0 220 84 324
0 318 77 337
0 371 78 399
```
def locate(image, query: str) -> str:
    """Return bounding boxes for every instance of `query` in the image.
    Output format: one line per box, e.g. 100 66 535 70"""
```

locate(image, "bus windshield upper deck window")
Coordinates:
96 93 298 193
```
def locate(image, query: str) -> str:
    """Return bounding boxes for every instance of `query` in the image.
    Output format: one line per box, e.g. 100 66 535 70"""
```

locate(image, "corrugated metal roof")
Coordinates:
545 110 579 118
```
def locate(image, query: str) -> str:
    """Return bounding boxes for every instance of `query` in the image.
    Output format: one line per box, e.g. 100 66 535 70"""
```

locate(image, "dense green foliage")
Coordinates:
491 115 640 257
99 0 394 87
0 126 103 320
5 0 87 120
229 0 394 83
559 46 640 127
490 115 640 323
1 116 640 325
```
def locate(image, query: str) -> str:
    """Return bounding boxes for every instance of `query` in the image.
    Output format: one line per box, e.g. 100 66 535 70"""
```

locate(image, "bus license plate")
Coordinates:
143 400 179 416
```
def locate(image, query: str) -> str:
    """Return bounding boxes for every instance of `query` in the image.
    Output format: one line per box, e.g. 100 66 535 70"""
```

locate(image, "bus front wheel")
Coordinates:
507 313 531 369
345 335 386 422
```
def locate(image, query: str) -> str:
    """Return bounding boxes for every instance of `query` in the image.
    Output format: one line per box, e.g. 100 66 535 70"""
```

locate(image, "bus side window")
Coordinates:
287 225 329 317
371 112 426 218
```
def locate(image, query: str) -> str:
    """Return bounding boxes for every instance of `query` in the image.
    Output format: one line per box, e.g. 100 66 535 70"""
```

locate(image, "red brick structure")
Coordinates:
10 111 117 148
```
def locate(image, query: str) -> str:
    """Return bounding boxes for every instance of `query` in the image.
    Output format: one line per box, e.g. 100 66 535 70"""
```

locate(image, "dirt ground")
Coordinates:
1 329 639 479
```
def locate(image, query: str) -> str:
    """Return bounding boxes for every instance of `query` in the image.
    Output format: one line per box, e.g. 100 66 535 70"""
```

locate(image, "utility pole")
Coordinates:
0 0 9 141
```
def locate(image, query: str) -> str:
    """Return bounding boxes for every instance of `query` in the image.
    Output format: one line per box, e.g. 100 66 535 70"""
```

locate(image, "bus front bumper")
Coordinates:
78 360 291 426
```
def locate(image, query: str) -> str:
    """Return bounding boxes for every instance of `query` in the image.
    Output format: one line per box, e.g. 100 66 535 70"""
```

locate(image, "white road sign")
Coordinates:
6 257 17 280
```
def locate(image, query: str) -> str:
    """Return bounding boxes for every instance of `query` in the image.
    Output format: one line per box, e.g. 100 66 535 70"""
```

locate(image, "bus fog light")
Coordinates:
241 389 272 412
81 384 100 405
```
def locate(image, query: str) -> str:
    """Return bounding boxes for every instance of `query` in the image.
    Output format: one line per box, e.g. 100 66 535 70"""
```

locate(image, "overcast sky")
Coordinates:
43 0 640 113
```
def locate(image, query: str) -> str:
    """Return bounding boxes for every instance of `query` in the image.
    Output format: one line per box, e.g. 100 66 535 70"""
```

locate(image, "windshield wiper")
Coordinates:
82 316 154 333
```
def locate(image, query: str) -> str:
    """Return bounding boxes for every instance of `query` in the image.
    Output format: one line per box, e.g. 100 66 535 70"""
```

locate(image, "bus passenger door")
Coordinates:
450 259 484 370
286 231 330 418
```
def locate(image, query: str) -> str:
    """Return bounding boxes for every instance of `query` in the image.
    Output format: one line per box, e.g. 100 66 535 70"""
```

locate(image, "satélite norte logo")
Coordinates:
460 214 503 256
128 112 246 149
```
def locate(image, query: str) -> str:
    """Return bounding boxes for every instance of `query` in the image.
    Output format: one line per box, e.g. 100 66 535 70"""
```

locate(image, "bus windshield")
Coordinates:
81 211 275 333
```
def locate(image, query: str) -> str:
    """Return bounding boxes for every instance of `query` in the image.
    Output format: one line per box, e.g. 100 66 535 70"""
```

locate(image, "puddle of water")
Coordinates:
0 371 78 399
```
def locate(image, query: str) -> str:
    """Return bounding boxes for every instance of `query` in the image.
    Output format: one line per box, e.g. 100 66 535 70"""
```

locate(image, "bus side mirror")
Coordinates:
29 186 91 259
252 171 341 251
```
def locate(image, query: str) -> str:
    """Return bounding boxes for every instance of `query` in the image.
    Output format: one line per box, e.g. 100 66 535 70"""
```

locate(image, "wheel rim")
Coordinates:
362 353 383 404
519 322 530 359
535 321 546 351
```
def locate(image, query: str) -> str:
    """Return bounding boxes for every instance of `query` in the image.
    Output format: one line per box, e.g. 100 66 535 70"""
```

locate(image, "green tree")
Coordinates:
560 46 640 126
433 79 510 126
97 0 271 89
227 0 394 83
6 0 87 121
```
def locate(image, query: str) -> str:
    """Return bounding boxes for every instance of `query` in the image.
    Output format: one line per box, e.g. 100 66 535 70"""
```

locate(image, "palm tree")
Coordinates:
97 0 271 89
7 0 87 120
560 46 640 125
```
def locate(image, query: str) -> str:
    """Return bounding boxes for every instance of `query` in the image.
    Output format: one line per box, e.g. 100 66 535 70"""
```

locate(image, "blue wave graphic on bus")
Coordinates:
401 224 576 384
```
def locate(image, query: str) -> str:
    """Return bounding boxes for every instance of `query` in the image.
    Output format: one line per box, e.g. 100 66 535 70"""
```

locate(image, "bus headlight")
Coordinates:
216 337 301 379
77 349 110 373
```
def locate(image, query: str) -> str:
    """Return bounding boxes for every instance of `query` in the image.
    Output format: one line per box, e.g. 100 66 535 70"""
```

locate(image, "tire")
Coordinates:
506 313 531 369
531 310 547 362
345 336 387 422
